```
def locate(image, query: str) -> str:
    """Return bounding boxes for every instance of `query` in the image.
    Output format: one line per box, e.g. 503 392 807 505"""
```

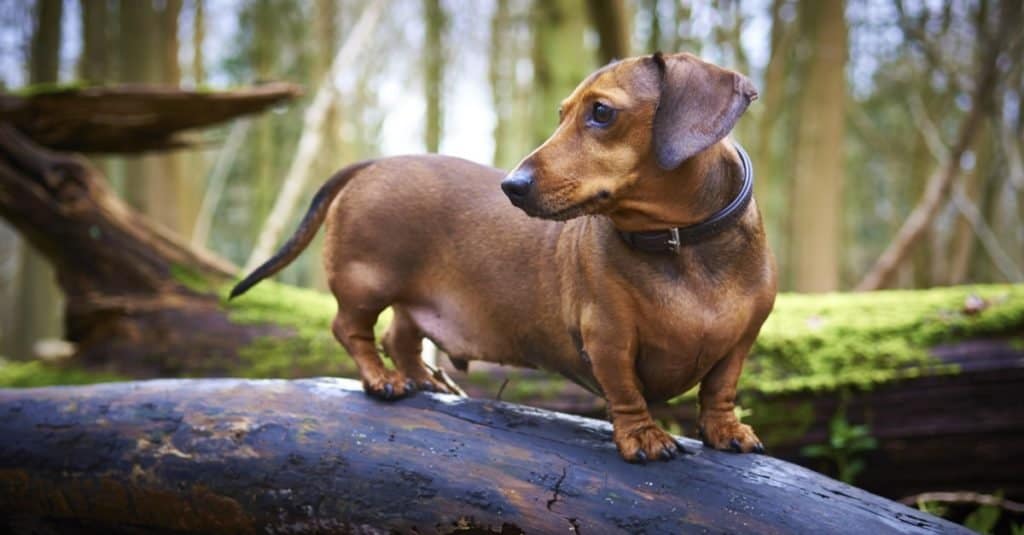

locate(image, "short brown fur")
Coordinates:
233 53 777 462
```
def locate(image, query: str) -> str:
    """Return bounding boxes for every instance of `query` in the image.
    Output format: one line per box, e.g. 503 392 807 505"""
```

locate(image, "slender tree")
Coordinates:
586 0 631 64
193 0 205 86
789 0 847 292
11 0 64 360
79 0 108 82
423 0 447 153
530 0 590 147
489 0 514 168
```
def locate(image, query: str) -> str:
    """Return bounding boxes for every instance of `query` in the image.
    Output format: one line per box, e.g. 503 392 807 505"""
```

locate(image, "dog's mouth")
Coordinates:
528 192 611 221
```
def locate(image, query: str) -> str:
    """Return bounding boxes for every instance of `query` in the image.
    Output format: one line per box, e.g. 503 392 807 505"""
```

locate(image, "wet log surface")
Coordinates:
459 337 1024 502
0 378 965 534
0 83 301 153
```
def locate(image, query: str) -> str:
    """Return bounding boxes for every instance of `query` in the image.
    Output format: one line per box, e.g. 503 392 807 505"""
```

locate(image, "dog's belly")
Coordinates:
405 293 582 375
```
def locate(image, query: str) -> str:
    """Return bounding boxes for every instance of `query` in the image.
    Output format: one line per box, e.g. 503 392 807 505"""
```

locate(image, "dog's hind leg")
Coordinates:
382 307 463 395
332 306 414 400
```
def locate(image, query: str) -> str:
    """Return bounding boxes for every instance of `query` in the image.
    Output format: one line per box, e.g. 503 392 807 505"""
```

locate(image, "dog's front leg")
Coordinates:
583 316 680 463
697 337 764 453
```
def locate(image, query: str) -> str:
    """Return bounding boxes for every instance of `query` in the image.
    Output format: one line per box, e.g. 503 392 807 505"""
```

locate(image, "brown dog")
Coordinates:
232 52 776 463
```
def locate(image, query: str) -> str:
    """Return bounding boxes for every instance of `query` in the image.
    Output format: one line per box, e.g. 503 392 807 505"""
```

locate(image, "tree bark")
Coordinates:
0 377 967 534
0 84 301 153
788 0 846 292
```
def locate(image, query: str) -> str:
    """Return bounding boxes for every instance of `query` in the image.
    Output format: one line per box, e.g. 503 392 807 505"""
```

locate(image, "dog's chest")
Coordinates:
630 283 752 402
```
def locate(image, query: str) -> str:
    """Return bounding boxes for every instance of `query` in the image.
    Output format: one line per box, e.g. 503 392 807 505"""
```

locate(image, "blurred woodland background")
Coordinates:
0 0 1022 362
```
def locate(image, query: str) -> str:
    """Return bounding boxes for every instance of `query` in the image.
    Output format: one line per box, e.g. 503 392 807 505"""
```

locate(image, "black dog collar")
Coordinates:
618 141 754 254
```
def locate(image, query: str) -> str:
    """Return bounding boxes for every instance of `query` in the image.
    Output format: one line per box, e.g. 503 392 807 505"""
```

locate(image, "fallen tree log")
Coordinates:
0 95 354 379
0 83 301 153
0 378 964 534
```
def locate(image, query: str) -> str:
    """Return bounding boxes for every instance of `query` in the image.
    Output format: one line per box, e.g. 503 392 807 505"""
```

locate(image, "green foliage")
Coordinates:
916 499 949 519
800 403 877 484
222 279 358 378
963 500 1002 534
0 359 122 388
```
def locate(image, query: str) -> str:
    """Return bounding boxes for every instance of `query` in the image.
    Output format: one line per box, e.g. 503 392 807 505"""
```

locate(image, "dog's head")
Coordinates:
501 52 757 220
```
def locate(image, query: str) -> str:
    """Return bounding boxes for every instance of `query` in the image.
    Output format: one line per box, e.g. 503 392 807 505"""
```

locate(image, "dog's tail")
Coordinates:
229 160 376 300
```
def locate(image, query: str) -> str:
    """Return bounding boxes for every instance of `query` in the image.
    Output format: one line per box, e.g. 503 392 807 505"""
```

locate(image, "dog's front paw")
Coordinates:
614 423 681 463
362 370 416 401
698 416 763 454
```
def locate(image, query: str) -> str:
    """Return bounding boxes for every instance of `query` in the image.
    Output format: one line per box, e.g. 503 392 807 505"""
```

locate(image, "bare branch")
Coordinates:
901 491 1024 514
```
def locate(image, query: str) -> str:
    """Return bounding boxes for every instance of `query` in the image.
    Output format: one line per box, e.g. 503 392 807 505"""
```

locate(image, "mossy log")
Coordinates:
0 378 965 534
0 96 327 377
0 83 301 153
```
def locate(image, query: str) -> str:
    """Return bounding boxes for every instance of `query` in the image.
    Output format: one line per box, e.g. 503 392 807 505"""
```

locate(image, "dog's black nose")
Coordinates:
501 169 534 205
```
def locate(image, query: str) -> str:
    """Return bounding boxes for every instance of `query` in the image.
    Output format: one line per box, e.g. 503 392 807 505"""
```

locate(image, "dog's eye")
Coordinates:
589 102 616 127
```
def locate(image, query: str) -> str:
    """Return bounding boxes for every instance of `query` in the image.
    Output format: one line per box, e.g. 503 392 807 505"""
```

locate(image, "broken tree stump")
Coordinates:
0 378 965 534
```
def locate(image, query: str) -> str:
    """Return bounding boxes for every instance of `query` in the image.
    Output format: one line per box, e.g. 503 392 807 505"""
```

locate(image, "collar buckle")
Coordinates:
666 227 681 253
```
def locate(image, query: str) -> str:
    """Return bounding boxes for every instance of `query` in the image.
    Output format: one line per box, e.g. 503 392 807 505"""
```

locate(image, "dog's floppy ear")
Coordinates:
651 52 758 170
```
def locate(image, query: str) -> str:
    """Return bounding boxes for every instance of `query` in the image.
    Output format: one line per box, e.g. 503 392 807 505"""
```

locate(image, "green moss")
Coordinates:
13 81 91 96
4 279 1020 399
0 359 123 388
222 279 392 379
170 263 220 294
464 369 571 402
744 284 1024 395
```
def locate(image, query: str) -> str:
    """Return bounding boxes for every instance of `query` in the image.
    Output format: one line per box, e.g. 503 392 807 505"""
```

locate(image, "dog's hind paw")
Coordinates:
363 371 416 401
614 423 681 463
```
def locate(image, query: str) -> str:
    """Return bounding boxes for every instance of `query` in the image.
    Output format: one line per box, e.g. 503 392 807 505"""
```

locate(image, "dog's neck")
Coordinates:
608 141 745 235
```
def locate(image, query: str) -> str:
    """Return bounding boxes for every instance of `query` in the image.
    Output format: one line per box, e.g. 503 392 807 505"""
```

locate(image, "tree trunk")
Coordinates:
585 0 631 64
753 0 798 289
489 0 513 168
192 0 205 86
788 0 846 292
530 0 590 147
642 0 661 52
424 0 446 153
0 377 967 534
10 0 65 360
78 0 108 83
948 120 993 284
157 0 189 236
